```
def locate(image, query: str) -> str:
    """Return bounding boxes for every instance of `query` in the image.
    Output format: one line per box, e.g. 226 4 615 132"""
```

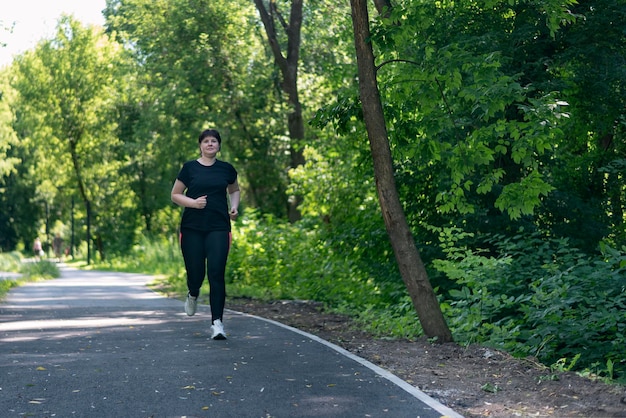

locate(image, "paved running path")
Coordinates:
0 267 462 418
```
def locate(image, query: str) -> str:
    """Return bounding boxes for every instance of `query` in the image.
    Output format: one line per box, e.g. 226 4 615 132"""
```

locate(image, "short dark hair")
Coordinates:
199 129 221 144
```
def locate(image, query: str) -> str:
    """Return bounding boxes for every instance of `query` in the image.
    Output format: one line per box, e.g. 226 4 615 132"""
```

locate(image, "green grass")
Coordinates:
0 252 61 299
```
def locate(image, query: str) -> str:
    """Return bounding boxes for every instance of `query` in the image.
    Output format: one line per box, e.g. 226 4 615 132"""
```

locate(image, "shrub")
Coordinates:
19 259 60 279
435 230 626 381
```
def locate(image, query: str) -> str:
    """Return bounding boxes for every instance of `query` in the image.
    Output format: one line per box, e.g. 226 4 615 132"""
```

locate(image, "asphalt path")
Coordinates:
0 271 22 281
0 266 463 418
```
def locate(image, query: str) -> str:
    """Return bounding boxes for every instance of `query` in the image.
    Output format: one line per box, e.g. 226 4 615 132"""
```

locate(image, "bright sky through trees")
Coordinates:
0 0 106 67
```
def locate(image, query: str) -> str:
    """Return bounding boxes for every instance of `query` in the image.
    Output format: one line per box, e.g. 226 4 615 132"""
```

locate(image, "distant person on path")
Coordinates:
53 233 63 260
171 129 240 340
33 237 43 259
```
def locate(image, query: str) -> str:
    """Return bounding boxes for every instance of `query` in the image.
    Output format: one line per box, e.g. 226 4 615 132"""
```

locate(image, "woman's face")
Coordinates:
200 136 220 155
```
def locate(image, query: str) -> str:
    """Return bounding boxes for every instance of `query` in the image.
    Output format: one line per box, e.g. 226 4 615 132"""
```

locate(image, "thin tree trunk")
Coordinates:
253 0 305 221
372 0 393 17
350 0 453 342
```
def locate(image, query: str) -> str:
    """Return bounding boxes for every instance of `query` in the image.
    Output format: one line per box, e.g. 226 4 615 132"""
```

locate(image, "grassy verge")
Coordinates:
0 252 61 299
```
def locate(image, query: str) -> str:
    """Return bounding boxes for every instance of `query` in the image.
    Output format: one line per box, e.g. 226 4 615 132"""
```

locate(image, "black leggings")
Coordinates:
180 229 231 321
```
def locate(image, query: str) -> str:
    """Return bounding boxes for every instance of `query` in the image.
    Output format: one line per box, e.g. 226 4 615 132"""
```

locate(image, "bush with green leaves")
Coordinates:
19 259 60 279
226 210 424 338
228 211 379 305
95 234 185 286
435 230 626 381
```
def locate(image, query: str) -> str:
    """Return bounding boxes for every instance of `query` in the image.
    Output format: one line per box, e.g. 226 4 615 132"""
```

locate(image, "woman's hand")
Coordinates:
228 181 240 221
194 195 207 209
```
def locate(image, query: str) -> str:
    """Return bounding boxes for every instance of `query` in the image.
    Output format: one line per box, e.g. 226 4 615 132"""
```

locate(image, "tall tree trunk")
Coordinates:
69 131 93 264
254 0 305 222
350 0 453 342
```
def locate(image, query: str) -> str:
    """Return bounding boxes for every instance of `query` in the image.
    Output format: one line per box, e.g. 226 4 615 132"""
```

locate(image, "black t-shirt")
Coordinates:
176 159 238 232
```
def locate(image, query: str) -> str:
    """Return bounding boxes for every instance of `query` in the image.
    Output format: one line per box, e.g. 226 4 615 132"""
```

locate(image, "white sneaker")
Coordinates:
211 319 226 340
184 294 197 316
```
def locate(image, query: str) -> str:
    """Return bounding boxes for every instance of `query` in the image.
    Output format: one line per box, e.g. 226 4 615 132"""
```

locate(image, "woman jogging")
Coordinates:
171 129 240 340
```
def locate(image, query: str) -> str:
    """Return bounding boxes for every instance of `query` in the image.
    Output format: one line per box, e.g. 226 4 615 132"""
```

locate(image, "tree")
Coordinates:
0 70 33 251
253 0 306 221
540 0 626 248
340 0 604 340
349 0 453 342
12 16 125 262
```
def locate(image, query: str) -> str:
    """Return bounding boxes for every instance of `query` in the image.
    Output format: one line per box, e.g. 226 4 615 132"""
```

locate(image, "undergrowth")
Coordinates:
0 252 60 299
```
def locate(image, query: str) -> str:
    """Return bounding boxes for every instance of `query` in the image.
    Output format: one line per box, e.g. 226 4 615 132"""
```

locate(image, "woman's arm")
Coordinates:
227 179 240 220
171 179 207 209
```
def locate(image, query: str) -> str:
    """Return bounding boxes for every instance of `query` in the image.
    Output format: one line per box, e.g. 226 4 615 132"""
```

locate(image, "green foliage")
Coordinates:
19 260 60 279
434 230 626 381
0 73 20 180
8 16 141 259
95 234 184 276
361 1 573 220
0 274 21 300
0 254 60 300
494 170 555 219
287 144 417 311
0 71 36 252
228 211 361 303
0 251 22 272
578 358 619 384
226 211 421 337
350 298 422 340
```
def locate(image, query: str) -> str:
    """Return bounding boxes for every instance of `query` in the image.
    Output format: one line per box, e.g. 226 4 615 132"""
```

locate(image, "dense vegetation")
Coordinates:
1 0 624 382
